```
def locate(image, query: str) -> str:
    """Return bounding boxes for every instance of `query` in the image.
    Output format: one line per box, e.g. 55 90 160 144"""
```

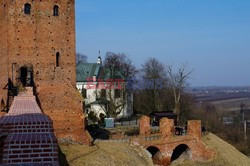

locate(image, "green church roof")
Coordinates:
76 63 101 82
76 63 126 82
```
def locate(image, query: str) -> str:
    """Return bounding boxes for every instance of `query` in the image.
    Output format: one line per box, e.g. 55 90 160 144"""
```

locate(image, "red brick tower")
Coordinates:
0 0 91 144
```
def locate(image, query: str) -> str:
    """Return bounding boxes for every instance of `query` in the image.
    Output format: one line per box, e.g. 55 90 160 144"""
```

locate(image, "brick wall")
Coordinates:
159 118 174 138
136 116 214 165
188 120 202 139
0 90 59 165
0 0 91 144
2 133 58 165
0 0 8 115
139 115 151 136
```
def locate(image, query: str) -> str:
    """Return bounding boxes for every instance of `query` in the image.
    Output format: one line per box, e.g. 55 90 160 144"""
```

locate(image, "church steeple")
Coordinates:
97 51 102 65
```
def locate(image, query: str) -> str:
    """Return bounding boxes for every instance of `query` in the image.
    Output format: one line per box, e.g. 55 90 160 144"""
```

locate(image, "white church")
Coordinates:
76 57 133 120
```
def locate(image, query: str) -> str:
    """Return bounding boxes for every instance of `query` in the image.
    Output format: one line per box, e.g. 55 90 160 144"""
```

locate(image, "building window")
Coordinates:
24 3 31 15
56 52 60 67
82 88 87 98
53 5 59 16
115 89 121 99
101 89 106 98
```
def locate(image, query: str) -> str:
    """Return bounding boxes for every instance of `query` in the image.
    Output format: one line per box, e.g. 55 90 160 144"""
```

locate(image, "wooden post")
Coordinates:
244 120 247 141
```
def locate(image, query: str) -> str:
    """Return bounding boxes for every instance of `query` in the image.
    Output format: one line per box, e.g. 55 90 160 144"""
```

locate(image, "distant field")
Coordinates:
195 92 250 103
211 97 250 111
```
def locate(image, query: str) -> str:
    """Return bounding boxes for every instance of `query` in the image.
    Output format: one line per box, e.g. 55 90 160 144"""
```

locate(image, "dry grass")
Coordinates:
171 133 250 166
59 133 250 166
59 142 153 166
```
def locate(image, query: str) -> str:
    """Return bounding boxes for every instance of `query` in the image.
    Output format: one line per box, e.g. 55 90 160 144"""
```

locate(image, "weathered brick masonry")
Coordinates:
132 116 215 166
0 0 91 144
0 88 59 165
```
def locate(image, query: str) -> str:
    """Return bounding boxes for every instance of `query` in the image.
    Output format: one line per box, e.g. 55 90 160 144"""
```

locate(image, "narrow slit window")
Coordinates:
56 52 60 67
24 3 31 15
53 5 59 16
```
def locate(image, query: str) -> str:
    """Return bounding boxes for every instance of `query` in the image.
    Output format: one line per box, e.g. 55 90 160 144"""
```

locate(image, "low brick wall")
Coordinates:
2 133 58 165
139 116 151 136
0 89 59 165
0 114 54 135
135 116 215 165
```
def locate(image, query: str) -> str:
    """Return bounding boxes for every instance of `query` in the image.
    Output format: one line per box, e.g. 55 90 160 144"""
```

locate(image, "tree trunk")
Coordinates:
174 103 180 124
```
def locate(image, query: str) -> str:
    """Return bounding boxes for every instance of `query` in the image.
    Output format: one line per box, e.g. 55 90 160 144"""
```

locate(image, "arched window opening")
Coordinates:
171 144 191 162
146 146 163 165
53 5 59 16
24 3 31 15
56 52 60 67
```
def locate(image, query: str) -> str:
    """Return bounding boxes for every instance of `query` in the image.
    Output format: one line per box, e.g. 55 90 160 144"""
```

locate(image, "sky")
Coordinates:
75 0 250 87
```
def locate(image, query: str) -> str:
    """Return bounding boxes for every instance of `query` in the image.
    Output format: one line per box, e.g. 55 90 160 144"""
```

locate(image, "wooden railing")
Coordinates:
1 79 18 113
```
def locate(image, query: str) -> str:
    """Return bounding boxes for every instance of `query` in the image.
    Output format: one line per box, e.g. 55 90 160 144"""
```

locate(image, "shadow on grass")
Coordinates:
87 124 111 140
58 145 69 166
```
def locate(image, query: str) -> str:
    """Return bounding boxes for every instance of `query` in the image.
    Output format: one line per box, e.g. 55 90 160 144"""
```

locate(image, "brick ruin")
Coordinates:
0 0 91 144
139 115 151 136
134 116 215 166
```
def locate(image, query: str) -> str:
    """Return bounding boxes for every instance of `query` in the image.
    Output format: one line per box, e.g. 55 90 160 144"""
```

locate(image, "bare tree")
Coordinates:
100 52 137 118
167 64 193 123
140 58 168 113
76 53 88 65
104 52 137 79
141 58 167 80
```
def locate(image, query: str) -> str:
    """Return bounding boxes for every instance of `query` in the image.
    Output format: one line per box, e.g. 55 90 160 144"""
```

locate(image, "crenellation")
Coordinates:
136 116 215 165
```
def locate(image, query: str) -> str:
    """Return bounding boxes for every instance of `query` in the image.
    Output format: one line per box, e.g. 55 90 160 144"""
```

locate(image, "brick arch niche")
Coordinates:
53 5 59 16
146 146 164 165
171 144 191 162
24 3 31 15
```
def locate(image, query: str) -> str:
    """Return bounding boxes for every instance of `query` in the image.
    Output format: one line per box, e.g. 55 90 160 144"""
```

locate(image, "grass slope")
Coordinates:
59 142 153 166
59 133 250 166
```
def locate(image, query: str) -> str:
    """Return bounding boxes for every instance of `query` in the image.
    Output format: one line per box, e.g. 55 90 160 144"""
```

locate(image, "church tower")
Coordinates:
0 0 91 144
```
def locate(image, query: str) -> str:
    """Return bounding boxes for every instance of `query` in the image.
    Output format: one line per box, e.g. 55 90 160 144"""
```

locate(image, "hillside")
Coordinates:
59 142 153 166
59 133 250 166
171 133 250 166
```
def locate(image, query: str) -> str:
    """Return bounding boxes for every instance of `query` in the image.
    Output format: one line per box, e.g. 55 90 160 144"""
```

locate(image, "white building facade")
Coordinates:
76 57 133 119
